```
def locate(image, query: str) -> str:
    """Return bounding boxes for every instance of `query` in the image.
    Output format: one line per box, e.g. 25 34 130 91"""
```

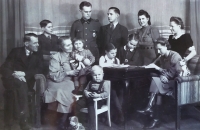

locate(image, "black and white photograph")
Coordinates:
0 0 200 130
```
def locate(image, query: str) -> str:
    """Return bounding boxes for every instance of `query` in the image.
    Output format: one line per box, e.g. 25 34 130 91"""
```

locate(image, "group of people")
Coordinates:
0 1 197 130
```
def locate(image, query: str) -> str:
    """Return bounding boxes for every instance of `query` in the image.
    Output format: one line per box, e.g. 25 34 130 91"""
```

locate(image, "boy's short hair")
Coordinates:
91 65 103 74
79 1 92 10
105 43 116 52
109 7 120 15
128 33 139 42
40 20 52 28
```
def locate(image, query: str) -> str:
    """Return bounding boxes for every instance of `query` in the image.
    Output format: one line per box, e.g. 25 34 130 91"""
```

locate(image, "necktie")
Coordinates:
110 23 114 31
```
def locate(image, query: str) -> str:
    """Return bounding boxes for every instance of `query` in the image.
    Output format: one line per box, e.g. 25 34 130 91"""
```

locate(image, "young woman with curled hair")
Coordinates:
137 37 182 129
168 16 196 62
135 9 160 65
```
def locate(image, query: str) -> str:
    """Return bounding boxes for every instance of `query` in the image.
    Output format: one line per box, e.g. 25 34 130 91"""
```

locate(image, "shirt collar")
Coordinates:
110 22 118 29
44 33 51 39
124 45 134 52
81 18 92 24
25 47 31 56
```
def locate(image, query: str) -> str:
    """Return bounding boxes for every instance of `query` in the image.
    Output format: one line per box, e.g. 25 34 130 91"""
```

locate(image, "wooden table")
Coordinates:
103 66 158 129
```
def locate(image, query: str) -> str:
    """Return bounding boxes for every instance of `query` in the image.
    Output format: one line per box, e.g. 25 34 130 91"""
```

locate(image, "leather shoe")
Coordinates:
143 119 160 129
137 107 153 115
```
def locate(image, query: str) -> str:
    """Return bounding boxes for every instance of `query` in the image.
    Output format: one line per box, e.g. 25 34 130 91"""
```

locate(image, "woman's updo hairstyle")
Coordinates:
154 37 171 49
170 16 184 29
138 9 151 25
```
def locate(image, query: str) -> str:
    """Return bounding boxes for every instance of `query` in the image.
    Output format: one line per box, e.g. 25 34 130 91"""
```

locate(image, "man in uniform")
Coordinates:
70 1 101 64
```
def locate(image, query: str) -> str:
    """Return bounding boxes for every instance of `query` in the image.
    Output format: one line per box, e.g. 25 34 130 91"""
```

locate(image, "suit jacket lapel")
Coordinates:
111 24 120 40
20 47 29 66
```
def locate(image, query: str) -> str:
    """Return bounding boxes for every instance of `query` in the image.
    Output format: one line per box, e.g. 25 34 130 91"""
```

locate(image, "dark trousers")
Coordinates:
86 98 105 129
3 78 29 125
111 81 124 118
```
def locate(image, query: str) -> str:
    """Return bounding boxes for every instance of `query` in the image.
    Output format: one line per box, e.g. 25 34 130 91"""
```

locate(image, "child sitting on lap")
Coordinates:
84 65 109 130
99 44 120 67
70 38 95 93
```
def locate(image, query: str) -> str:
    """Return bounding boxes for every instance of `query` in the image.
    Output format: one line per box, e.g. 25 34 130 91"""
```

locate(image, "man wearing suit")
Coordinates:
70 1 101 64
0 33 43 130
98 7 128 56
98 7 128 125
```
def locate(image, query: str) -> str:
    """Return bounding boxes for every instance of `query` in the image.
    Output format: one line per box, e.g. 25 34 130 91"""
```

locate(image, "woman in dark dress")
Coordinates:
168 16 196 62
136 10 160 65
137 38 182 129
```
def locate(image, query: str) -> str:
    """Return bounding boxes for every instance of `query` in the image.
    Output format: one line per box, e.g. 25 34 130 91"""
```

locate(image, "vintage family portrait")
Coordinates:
0 0 200 130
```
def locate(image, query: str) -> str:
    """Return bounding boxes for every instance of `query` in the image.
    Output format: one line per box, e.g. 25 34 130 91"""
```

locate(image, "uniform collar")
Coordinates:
124 45 133 52
81 18 92 24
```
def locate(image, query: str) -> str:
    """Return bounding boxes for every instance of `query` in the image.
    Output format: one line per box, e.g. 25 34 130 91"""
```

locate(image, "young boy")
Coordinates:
38 20 60 75
84 65 110 130
118 33 141 66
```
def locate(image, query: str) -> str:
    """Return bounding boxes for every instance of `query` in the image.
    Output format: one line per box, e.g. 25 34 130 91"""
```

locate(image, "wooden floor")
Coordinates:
1 108 200 130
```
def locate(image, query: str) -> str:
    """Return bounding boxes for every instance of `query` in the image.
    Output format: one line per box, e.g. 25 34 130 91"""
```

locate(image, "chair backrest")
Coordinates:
105 80 111 107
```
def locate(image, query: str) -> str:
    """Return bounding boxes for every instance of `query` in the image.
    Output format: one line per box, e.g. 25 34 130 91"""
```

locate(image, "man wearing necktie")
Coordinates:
70 1 101 64
98 7 128 56
0 33 43 130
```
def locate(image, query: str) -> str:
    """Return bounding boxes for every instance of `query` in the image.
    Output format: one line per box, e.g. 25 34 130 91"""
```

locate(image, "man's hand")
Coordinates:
18 76 27 82
12 72 26 82
14 71 25 76
160 75 168 83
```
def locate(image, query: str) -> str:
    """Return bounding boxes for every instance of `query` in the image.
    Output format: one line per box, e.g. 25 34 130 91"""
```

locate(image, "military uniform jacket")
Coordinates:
98 23 128 55
70 18 101 60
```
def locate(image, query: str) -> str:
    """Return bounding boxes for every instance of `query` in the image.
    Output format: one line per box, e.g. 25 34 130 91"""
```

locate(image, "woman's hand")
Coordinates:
66 70 79 76
160 75 169 83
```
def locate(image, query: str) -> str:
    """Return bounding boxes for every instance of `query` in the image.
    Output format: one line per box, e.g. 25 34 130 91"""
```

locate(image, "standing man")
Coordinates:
98 7 128 56
98 7 128 125
0 33 43 130
70 1 101 64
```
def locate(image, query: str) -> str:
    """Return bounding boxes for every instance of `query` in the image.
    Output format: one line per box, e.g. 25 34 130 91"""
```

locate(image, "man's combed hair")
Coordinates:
79 1 92 10
24 33 38 42
109 7 120 15
39 20 52 28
